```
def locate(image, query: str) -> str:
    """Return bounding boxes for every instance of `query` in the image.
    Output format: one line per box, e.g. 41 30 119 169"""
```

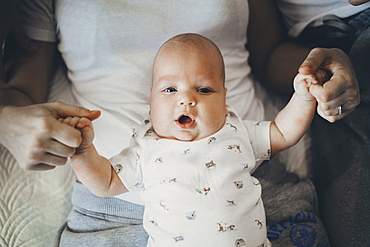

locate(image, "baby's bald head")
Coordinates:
153 33 225 84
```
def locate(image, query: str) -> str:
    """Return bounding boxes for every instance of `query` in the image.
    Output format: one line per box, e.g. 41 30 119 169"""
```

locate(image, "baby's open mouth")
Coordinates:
178 115 193 124
176 114 195 128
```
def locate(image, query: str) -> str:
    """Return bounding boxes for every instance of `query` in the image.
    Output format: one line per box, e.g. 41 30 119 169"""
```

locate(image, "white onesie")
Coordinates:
110 108 271 246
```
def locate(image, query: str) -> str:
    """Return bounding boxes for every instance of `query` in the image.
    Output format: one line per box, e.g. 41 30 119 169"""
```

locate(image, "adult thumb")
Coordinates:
298 48 326 76
47 101 101 121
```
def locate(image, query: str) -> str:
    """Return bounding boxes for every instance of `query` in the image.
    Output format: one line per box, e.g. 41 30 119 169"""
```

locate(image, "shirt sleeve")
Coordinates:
243 120 271 166
16 0 57 42
109 141 145 193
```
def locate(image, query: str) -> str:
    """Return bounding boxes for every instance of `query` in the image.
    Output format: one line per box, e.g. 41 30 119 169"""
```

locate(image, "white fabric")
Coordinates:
0 144 75 247
110 108 271 246
277 0 370 38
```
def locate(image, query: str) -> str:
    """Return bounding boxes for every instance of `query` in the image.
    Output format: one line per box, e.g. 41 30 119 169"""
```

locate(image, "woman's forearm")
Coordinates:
1 41 56 107
247 0 311 95
0 85 34 106
265 43 311 94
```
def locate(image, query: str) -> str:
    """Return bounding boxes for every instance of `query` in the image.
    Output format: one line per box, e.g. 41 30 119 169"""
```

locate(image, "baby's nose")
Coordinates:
178 92 196 106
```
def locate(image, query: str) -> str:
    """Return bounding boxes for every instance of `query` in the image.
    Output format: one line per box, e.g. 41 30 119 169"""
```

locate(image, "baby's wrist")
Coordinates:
74 143 93 157
294 92 316 103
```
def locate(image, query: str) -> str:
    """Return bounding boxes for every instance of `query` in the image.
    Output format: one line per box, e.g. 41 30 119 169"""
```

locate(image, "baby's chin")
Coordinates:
157 131 201 142
176 132 215 142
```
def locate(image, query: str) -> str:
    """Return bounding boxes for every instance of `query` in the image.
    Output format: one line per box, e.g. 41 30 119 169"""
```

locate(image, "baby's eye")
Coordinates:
163 87 177 93
197 88 213 94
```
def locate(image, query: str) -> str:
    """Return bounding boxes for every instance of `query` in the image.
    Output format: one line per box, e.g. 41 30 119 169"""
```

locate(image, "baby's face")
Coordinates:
150 40 227 141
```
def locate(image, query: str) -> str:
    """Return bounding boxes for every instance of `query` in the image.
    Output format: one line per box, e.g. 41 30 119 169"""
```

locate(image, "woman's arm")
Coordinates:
0 41 56 106
0 40 100 170
0 0 38 81
248 0 309 94
247 0 360 122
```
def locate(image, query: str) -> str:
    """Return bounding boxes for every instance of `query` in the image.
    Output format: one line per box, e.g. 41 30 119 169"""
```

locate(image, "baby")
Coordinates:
63 33 323 246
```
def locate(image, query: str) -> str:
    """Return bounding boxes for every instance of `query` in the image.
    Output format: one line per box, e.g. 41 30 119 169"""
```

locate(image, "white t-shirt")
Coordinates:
19 0 266 155
277 0 370 38
110 108 271 246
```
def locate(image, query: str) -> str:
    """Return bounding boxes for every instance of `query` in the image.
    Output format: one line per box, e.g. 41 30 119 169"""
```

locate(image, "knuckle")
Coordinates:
323 110 331 117
28 151 42 165
319 102 330 111
53 101 64 107
311 47 323 54
318 91 331 103
32 105 49 117
32 137 46 150
325 115 336 123
76 106 88 116
36 116 52 131
330 47 342 55
71 134 82 147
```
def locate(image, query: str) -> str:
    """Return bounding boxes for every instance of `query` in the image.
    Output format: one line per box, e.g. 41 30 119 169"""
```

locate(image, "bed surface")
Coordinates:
0 144 74 247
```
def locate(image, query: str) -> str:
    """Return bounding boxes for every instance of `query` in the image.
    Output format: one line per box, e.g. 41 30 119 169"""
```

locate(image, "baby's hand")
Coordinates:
58 117 94 154
294 68 328 101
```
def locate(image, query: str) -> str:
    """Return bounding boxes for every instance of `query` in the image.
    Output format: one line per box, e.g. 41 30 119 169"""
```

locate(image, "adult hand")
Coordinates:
0 0 38 81
58 117 95 155
348 0 370 6
298 48 360 123
0 102 101 171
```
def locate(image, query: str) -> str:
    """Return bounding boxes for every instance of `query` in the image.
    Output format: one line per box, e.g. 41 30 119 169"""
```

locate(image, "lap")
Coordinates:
312 102 370 246
254 158 330 247
55 183 148 247
56 210 148 247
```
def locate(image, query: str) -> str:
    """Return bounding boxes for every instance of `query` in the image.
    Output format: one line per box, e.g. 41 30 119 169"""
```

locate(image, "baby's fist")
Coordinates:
294 68 328 101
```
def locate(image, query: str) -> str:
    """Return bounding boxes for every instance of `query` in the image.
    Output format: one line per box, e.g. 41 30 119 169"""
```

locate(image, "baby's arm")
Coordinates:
60 117 128 197
270 70 327 155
